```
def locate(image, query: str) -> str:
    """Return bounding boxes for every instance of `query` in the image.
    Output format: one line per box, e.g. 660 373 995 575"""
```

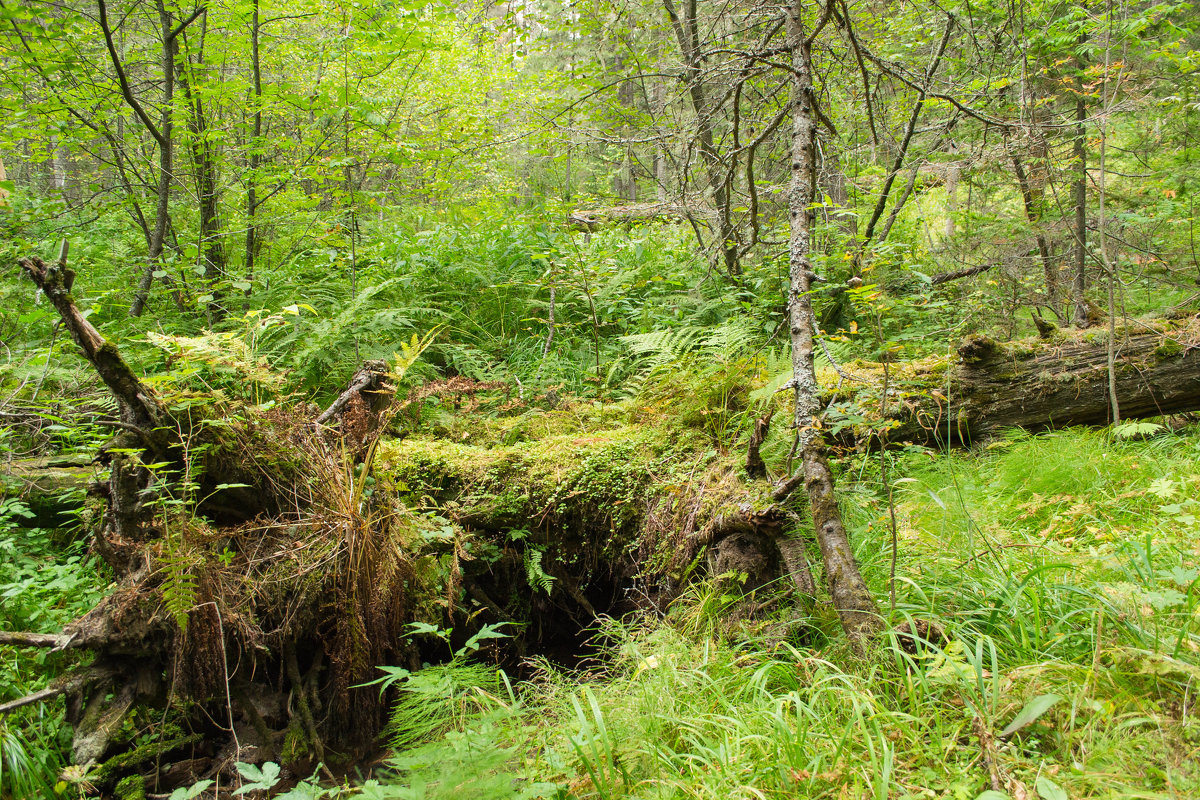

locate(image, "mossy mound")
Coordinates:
380 401 794 635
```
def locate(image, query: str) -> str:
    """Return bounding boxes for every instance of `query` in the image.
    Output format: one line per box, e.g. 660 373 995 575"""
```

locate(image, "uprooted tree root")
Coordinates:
6 403 808 797
14 402 430 788
3 255 815 797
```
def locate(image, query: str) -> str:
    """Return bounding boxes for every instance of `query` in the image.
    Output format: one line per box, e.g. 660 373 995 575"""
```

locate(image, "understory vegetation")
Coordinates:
4 0 1200 797
3 360 1199 797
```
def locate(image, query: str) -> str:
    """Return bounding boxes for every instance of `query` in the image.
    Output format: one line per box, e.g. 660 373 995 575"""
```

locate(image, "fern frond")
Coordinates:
160 547 198 633
619 327 703 367
523 547 556 595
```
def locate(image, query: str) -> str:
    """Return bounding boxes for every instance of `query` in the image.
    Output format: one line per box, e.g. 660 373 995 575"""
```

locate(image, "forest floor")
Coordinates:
3 390 1200 799
359 416 1200 800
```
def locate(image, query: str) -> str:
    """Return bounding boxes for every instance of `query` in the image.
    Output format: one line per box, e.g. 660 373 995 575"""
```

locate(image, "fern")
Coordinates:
523 546 556 595
160 546 198 633
622 318 761 367
619 327 703 367
698 317 759 360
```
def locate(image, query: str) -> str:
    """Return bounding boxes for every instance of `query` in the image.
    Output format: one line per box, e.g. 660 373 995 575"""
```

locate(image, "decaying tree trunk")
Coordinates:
568 203 687 231
881 320 1200 447
20 250 172 574
782 1 883 649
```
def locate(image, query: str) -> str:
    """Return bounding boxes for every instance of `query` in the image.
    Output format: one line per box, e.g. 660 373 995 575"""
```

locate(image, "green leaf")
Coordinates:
460 622 513 654
1112 420 1163 439
1146 589 1187 610
406 621 448 640
168 781 214 800
1147 477 1176 498
234 761 280 794
1035 776 1068 800
974 792 1011 800
1166 567 1198 586
276 781 331 800
1000 693 1062 737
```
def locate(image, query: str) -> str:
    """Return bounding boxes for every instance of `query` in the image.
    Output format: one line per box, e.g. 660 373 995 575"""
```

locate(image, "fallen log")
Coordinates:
929 262 995 286
845 314 1200 447
567 203 687 231
0 455 98 527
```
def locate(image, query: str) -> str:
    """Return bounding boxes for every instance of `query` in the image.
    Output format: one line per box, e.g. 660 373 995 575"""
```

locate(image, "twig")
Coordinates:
284 641 325 765
0 631 76 648
313 360 387 425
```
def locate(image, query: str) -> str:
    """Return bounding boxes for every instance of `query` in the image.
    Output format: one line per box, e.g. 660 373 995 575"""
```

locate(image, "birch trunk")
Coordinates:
785 1 881 648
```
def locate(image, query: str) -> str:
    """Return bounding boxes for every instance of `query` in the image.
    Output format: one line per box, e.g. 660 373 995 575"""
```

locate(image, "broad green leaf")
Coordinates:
1035 776 1068 800
168 781 214 800
1000 693 1062 737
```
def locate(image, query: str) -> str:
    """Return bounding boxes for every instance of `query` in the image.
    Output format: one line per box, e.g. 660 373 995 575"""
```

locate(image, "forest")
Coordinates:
1 0 1199 797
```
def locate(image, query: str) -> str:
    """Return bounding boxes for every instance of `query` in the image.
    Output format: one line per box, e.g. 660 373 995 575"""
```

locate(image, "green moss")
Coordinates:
280 719 310 762
918 359 951 376
1008 342 1038 360
1155 339 1184 359
114 775 145 800
90 727 203 787
958 335 1001 365
1036 370 1079 388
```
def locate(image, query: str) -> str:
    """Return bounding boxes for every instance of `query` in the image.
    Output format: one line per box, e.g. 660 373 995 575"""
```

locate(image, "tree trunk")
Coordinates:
245 0 263 308
877 320 1200 447
944 161 958 239
784 1 881 648
1005 126 1061 318
1071 36 1089 328
178 19 227 323
663 0 740 278
107 0 178 318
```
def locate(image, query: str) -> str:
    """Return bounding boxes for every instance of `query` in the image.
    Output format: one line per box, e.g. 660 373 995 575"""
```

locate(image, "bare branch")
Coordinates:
96 0 165 146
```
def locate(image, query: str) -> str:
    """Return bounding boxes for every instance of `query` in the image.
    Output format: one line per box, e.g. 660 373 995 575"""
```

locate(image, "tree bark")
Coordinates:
1071 35 1089 327
877 321 1200 447
662 0 740 278
783 1 881 648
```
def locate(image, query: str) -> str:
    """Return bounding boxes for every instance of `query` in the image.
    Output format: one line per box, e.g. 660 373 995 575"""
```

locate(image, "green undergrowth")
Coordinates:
336 424 1200 800
0 501 105 798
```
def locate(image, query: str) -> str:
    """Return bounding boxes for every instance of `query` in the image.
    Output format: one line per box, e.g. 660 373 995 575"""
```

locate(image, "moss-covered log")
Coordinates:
0 455 97 527
567 203 687 231
848 315 1200 447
